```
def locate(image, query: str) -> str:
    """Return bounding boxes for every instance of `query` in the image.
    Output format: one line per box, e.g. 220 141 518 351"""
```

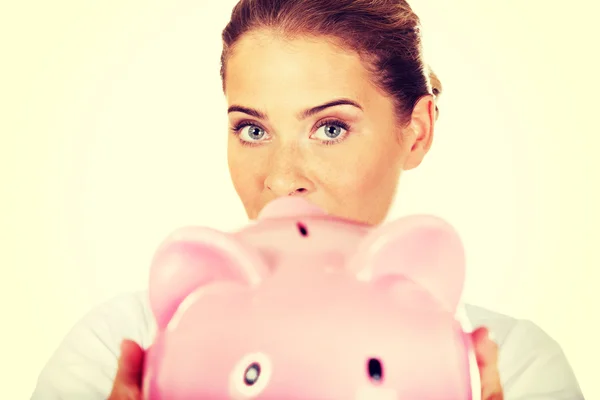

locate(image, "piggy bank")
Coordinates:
142 197 481 399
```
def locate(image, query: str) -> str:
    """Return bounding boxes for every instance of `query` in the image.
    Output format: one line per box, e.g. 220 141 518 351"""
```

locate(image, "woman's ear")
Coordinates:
347 214 466 313
148 226 269 329
402 95 436 171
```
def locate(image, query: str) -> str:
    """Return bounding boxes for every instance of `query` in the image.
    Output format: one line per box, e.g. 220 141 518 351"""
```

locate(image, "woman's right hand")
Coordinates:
108 339 145 400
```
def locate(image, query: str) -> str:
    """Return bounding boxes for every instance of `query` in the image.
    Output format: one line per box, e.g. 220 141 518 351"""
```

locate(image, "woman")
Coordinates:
31 0 584 399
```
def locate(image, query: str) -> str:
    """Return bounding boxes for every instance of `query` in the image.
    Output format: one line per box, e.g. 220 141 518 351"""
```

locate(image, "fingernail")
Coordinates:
119 339 130 355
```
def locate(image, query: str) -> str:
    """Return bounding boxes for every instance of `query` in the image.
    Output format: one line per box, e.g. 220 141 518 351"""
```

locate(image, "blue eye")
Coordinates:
324 124 343 138
241 125 266 141
313 119 350 143
231 122 269 146
231 118 351 147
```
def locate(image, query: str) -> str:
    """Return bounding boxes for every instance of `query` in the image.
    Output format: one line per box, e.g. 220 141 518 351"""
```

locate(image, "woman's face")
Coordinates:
224 30 435 225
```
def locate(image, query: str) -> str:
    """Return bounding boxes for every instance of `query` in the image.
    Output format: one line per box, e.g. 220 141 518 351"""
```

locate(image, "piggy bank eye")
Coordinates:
367 358 384 383
243 362 261 386
229 352 272 398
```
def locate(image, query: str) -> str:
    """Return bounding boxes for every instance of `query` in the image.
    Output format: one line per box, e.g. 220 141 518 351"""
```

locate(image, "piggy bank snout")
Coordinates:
257 197 328 220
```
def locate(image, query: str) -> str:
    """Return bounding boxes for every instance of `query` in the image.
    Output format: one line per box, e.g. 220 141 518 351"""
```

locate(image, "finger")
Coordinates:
471 327 503 400
109 340 145 400
472 327 498 367
117 339 145 384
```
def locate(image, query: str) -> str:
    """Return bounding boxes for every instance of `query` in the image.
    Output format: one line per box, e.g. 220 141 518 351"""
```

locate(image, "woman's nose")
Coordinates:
264 157 315 197
265 172 314 196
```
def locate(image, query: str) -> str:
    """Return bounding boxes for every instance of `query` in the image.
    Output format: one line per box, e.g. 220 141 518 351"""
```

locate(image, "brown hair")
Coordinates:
220 0 442 123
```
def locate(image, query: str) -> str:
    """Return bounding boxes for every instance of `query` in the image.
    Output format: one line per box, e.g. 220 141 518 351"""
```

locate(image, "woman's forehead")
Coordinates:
225 31 373 100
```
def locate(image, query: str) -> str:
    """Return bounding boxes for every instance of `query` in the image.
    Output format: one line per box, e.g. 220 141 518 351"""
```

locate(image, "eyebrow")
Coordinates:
227 98 363 120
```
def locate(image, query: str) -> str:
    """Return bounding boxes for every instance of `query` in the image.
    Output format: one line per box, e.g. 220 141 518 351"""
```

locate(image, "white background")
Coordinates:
1 0 598 398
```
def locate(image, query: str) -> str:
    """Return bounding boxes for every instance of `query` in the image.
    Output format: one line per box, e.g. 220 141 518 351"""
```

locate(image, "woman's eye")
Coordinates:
313 122 348 141
234 120 348 144
239 125 267 142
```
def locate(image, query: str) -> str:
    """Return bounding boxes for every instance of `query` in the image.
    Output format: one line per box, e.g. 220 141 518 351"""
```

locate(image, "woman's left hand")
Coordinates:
471 326 504 400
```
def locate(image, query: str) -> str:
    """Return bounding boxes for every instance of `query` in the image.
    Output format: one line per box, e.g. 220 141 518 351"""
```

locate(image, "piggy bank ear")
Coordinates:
257 197 328 220
347 215 466 312
148 226 269 329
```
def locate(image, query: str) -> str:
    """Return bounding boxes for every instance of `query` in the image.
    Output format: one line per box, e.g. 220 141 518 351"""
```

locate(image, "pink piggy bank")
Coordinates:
142 197 481 400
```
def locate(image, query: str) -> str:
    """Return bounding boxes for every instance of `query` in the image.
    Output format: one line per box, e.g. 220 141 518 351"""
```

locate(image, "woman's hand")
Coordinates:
472 327 504 400
108 339 145 400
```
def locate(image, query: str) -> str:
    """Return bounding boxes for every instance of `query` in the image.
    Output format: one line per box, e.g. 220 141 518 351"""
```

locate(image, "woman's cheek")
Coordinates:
328 148 395 194
229 155 265 204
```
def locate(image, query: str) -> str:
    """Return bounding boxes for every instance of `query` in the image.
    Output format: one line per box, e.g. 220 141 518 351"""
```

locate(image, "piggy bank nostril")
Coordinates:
367 358 384 383
297 222 309 237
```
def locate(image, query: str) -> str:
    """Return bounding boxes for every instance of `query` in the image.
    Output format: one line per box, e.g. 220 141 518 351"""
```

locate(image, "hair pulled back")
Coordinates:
221 0 442 123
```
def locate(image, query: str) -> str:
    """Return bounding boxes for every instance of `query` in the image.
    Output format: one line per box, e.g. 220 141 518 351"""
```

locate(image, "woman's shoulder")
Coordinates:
463 303 558 350
45 289 156 364
462 304 520 344
31 290 156 399
463 303 583 395
86 289 156 347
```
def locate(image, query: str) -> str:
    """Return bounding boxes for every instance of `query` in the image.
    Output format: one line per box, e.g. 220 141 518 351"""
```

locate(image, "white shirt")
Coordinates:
30 290 585 399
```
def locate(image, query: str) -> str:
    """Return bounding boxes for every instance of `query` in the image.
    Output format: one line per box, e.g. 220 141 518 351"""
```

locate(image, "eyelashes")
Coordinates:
230 118 351 147
315 118 350 133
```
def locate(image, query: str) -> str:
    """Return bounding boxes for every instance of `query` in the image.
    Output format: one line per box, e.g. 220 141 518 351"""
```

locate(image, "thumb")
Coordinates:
471 326 503 399
472 327 498 367
110 339 145 399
